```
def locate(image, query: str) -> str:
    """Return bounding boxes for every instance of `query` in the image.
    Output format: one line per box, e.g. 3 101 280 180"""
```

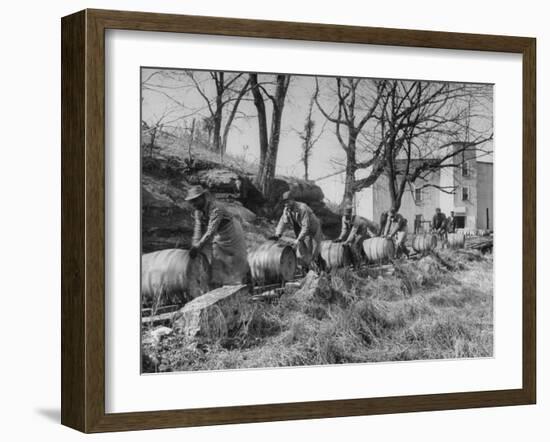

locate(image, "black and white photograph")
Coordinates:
140 67 494 374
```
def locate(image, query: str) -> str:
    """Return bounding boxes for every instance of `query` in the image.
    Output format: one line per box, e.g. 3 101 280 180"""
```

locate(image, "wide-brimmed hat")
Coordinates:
185 185 207 201
281 190 293 201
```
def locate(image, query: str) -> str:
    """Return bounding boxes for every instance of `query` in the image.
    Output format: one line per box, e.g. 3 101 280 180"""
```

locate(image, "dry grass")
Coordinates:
142 250 493 373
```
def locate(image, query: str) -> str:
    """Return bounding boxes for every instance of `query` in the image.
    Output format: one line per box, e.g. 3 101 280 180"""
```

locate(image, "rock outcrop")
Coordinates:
172 284 250 340
271 177 341 238
141 152 342 252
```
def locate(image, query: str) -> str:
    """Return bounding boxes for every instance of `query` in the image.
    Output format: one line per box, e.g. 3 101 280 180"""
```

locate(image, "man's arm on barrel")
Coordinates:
344 223 359 245
196 206 223 249
378 212 387 236
335 216 349 242
388 215 405 238
366 219 379 238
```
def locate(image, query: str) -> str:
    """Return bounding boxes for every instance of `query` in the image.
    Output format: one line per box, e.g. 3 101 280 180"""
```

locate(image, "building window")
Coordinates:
462 161 470 177
462 186 470 201
414 187 423 203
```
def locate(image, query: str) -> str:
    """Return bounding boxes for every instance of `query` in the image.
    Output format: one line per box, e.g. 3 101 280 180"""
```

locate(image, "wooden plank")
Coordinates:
141 311 176 326
141 304 180 317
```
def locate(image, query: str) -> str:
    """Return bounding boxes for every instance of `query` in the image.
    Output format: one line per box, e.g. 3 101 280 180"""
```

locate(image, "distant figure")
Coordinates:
270 191 324 271
335 205 378 264
431 207 447 234
446 211 457 234
432 207 448 245
379 208 410 258
186 185 249 286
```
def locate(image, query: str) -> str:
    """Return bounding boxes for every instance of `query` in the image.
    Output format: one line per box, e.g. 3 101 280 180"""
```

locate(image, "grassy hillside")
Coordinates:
142 250 493 372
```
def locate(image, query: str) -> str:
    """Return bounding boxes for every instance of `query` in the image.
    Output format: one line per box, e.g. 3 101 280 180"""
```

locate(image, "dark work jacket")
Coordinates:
379 211 407 237
337 215 379 243
446 216 457 233
432 212 447 230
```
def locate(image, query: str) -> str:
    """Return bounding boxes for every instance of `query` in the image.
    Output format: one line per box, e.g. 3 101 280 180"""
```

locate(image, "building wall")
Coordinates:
355 185 374 220
439 165 455 216
451 148 479 229
367 146 494 232
476 161 494 230
370 171 442 232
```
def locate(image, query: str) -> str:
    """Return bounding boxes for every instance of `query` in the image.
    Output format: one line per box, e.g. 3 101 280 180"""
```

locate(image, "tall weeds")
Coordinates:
143 252 493 373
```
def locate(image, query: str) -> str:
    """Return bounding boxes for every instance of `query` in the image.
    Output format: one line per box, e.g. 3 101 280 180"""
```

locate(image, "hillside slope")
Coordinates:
143 250 493 372
141 131 341 253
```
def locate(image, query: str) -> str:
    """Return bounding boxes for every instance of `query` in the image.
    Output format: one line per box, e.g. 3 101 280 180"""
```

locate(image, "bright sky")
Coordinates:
141 68 493 205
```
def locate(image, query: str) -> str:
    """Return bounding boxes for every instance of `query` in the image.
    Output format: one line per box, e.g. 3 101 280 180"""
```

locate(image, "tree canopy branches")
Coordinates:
142 68 493 207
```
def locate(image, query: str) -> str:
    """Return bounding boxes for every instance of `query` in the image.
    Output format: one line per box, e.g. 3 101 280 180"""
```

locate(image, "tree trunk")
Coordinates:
212 72 224 152
213 107 222 152
250 74 269 187
221 79 250 157
341 134 357 209
259 75 290 198
187 119 195 163
149 126 158 158
252 74 290 198
389 187 403 212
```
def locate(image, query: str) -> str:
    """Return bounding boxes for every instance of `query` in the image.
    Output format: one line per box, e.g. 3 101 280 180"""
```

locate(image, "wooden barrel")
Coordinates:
141 249 211 307
247 241 297 284
447 233 466 249
320 240 353 270
362 237 395 261
412 234 438 253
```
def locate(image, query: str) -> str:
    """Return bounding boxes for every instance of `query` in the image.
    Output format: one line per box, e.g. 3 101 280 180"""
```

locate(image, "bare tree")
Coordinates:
201 115 214 145
142 69 250 158
185 71 250 158
314 77 385 208
369 79 493 211
141 105 179 158
297 95 324 181
249 73 291 198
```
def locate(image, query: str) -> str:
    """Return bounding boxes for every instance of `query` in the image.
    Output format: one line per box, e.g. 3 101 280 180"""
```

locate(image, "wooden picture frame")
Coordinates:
61 8 536 433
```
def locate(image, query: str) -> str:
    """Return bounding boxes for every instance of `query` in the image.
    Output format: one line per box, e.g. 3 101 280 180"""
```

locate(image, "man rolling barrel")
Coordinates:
378 208 410 258
186 185 249 286
269 191 325 272
431 207 448 247
446 211 457 234
334 205 378 265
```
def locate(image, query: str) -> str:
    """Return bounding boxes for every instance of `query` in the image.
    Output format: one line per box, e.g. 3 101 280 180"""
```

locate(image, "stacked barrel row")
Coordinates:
141 231 469 304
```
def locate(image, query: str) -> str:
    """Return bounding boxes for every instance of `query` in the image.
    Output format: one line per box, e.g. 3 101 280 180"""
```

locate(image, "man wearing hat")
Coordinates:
186 185 249 286
446 210 457 234
334 204 379 265
270 191 324 271
378 207 410 258
431 207 448 247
